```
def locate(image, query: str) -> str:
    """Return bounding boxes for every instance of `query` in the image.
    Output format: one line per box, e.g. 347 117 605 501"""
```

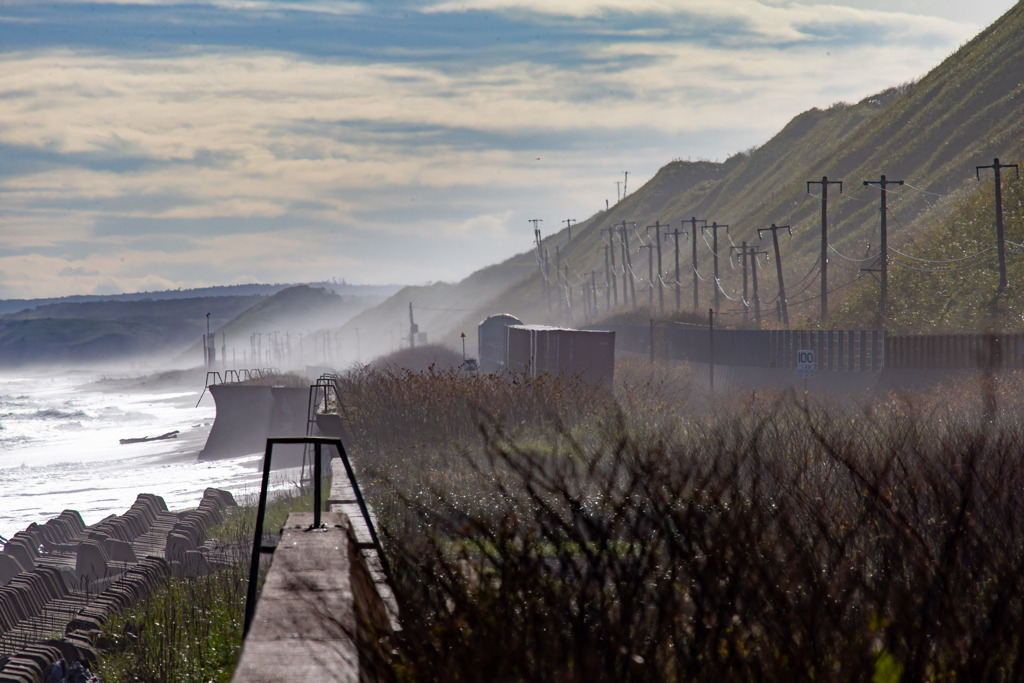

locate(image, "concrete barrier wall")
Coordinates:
201 385 276 459
201 385 309 465
231 511 395 683
233 454 398 682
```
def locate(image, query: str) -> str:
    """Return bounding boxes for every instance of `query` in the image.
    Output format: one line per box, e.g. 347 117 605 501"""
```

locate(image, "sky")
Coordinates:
0 0 1016 300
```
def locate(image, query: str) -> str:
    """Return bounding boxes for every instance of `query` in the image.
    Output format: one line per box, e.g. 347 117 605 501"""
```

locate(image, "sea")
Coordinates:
0 369 299 541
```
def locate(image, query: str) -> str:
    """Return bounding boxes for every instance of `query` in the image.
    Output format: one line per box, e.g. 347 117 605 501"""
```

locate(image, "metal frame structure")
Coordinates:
242 436 386 637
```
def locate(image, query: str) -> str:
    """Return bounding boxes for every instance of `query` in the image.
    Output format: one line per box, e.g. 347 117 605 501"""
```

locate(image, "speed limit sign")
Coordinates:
796 349 815 379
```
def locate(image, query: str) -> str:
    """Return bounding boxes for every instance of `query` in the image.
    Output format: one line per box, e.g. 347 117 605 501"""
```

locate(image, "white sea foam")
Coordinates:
0 371 299 539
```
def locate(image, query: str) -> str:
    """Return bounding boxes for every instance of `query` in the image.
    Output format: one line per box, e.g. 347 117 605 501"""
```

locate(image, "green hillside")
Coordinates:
837 169 1024 331
345 2 1024 353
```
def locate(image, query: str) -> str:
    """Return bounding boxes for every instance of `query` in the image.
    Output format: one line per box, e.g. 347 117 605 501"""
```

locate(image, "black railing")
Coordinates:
242 436 385 637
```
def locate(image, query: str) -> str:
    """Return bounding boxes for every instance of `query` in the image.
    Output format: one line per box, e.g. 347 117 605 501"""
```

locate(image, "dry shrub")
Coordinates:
336 365 1024 682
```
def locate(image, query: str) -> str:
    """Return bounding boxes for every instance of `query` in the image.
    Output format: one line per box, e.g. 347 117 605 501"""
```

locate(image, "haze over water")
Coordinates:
0 370 292 540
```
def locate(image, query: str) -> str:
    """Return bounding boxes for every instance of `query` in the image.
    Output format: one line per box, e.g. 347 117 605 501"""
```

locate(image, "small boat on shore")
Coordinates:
119 430 180 445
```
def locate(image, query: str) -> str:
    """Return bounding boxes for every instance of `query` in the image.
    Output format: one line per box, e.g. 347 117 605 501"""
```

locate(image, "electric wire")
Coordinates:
890 255 998 273
828 243 877 263
902 181 949 198
889 244 996 263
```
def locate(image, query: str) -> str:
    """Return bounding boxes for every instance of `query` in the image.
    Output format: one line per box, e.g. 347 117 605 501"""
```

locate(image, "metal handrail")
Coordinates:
299 375 343 487
195 371 223 407
242 436 387 637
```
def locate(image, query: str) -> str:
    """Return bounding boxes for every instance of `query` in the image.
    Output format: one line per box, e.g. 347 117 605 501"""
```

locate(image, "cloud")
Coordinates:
422 0 976 45
58 266 100 277
0 0 1013 298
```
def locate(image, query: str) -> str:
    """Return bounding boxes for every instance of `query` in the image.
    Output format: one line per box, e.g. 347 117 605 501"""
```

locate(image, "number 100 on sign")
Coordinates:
796 349 815 379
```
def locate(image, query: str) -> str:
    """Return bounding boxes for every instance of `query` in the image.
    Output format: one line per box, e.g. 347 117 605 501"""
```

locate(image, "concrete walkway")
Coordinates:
232 458 397 682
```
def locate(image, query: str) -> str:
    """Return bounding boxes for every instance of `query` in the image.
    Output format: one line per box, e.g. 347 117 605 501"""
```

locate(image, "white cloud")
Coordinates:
0 0 1014 297
424 0 980 45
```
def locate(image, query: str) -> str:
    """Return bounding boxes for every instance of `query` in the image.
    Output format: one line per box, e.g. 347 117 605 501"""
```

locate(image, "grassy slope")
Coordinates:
346 3 1024 348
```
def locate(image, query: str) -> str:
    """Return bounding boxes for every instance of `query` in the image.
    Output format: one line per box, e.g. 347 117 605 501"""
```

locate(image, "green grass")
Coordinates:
93 481 328 683
837 167 1024 331
95 566 248 683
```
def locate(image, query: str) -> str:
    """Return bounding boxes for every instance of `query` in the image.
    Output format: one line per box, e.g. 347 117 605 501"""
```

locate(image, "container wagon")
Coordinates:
478 313 524 373
505 324 615 387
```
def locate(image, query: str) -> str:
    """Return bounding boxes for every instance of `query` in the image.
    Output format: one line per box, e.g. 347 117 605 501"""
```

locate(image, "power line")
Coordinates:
889 244 996 264
891 256 998 273
828 243 876 263
902 181 949 198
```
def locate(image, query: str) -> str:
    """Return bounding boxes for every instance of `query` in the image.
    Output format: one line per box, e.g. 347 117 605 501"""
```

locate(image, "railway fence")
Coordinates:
599 324 1024 373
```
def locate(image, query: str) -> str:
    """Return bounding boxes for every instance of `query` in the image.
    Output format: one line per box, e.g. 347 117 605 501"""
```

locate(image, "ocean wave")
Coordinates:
0 434 34 450
31 408 90 420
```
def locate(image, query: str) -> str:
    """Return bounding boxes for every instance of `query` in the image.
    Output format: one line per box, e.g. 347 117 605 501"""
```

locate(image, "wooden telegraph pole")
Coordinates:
807 176 842 321
863 175 903 317
976 158 1019 291
757 223 792 327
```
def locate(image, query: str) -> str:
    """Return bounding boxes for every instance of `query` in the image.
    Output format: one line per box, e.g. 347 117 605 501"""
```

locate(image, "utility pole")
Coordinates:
976 158 1019 291
807 176 842 321
688 217 707 311
583 271 599 318
564 264 573 322
556 244 563 319
708 309 715 392
647 220 666 314
701 221 729 313
530 219 545 286
639 243 655 310
619 221 637 310
863 175 903 317
603 245 612 310
732 243 769 324
563 218 576 241
601 226 619 306
667 226 685 312
749 245 767 323
731 242 751 324
757 223 792 327
623 171 629 197
616 181 621 203
408 302 418 349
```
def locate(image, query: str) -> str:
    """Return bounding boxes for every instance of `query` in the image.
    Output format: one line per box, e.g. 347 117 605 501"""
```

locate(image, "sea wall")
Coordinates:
200 385 309 466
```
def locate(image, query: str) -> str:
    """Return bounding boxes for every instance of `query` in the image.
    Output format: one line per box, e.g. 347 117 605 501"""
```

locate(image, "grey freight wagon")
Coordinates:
505 325 615 387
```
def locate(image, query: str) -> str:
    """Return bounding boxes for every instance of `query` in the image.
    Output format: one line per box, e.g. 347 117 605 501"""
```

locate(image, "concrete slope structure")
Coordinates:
200 385 309 466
